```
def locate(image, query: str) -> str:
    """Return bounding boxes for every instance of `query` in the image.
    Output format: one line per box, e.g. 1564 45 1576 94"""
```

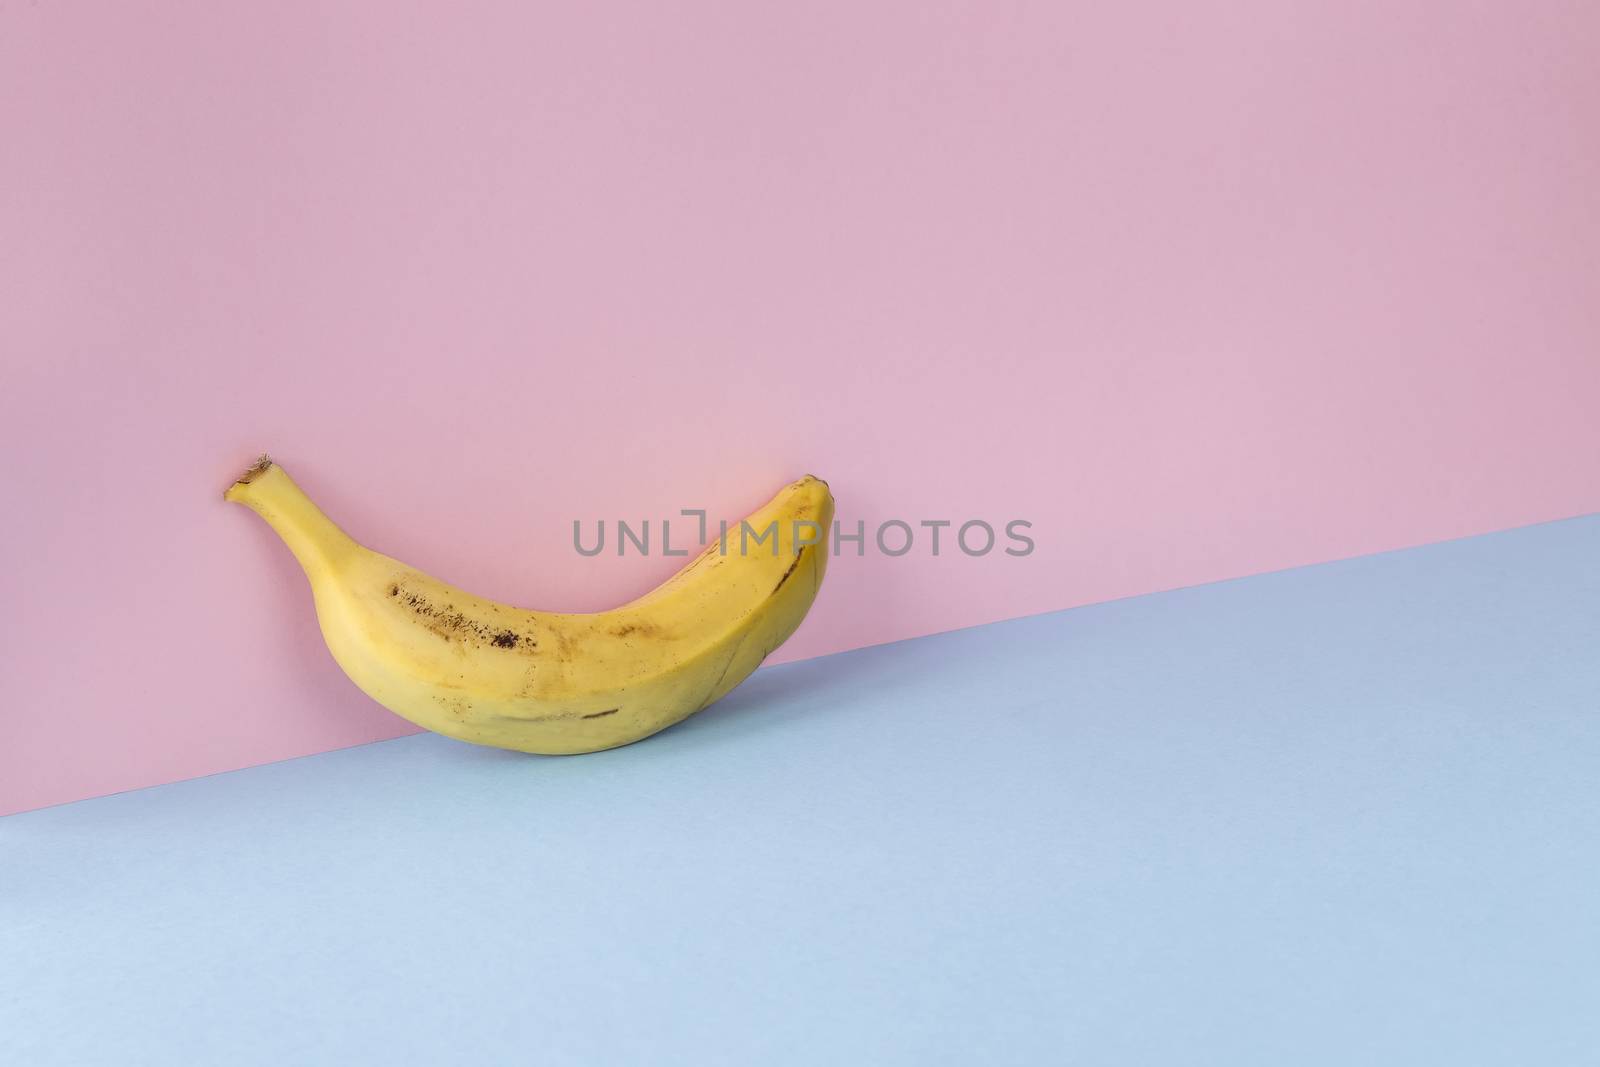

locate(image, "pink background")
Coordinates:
4 1 1598 815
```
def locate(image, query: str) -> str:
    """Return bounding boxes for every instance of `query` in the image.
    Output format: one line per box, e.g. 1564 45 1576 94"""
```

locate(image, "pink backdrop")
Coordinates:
4 1 1598 815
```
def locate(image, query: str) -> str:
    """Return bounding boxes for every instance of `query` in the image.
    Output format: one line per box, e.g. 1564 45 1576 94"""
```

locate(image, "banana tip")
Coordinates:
224 453 274 501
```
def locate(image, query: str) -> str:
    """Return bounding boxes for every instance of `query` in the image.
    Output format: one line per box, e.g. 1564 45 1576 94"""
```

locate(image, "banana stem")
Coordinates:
224 456 357 572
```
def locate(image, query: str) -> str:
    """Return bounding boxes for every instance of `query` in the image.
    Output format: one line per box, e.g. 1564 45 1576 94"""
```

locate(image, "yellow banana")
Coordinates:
225 457 832 754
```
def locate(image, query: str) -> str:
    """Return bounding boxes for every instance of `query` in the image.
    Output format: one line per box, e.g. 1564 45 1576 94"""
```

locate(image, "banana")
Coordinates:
224 457 832 754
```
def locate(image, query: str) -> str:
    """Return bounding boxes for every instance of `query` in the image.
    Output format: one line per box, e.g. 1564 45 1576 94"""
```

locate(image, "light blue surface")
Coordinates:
4 517 1599 1065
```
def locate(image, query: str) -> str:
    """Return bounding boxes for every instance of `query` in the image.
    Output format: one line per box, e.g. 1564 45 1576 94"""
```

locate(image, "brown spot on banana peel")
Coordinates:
514 707 620 723
432 694 473 718
772 547 806 594
610 621 662 639
391 583 537 651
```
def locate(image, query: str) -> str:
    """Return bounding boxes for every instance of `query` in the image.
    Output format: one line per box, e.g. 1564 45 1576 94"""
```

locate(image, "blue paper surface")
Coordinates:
4 516 1598 1065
